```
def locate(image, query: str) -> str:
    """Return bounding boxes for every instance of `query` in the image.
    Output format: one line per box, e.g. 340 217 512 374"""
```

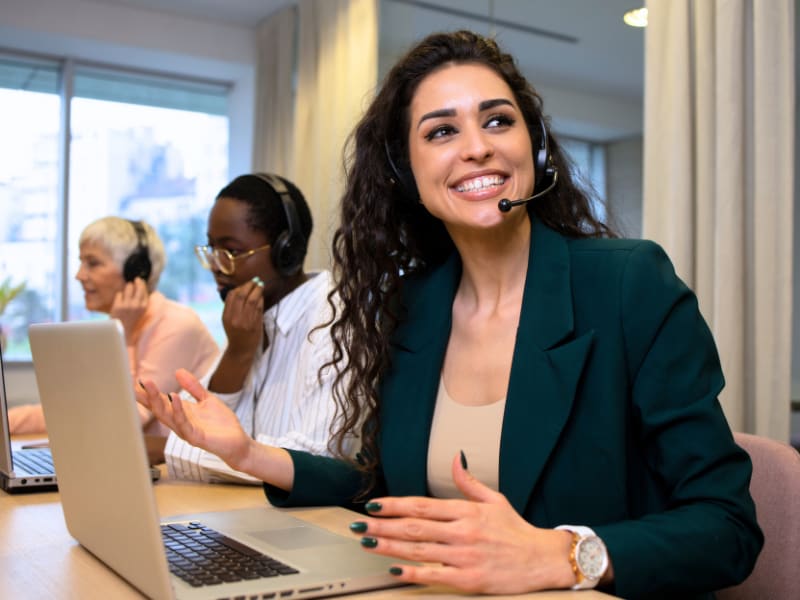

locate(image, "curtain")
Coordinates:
291 0 378 270
253 6 297 175
642 0 794 441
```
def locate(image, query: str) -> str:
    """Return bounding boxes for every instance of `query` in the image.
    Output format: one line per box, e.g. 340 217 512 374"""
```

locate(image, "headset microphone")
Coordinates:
497 170 559 213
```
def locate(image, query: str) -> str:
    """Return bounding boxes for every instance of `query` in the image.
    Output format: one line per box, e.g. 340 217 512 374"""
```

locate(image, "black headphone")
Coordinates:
385 114 556 202
252 173 306 277
123 220 152 282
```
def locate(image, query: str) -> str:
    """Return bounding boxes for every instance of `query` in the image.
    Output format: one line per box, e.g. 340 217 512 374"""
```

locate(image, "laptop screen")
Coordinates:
0 344 16 473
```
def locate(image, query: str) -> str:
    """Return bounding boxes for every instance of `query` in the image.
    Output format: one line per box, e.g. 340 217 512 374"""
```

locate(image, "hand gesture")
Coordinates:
136 368 253 469
110 277 149 340
221 278 264 358
349 453 577 594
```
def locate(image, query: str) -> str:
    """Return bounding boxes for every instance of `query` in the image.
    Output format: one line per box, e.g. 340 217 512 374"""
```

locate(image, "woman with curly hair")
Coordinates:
140 30 761 598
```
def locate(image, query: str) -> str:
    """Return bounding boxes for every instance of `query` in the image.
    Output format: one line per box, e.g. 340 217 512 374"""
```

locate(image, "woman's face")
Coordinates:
205 197 276 296
75 241 126 313
407 62 535 232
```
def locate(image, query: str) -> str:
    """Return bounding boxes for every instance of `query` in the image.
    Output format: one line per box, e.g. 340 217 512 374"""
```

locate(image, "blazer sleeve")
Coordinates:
594 241 762 598
263 449 387 514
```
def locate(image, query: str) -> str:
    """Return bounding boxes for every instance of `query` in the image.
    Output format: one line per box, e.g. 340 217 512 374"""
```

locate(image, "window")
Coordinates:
560 137 607 222
0 54 230 360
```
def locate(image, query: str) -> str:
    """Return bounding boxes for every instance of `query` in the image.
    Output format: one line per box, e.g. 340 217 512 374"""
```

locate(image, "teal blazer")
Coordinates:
266 217 762 599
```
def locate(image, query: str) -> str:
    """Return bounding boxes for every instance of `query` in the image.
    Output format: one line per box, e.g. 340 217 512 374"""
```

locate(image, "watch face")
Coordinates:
576 536 608 580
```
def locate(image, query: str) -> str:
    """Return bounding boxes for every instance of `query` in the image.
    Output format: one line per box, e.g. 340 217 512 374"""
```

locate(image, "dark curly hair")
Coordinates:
325 30 614 492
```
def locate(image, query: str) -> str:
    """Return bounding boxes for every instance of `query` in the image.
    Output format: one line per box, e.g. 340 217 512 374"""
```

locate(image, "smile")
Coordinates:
455 175 506 193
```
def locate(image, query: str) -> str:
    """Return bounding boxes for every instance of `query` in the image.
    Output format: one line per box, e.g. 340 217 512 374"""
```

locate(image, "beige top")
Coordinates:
427 377 507 498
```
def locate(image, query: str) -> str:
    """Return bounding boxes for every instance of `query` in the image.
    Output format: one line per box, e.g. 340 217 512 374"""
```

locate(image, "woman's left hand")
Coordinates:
350 453 576 594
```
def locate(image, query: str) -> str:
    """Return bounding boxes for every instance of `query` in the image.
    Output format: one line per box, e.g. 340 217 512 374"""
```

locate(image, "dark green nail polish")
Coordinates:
389 566 403 576
349 521 367 533
460 450 468 470
168 393 174 403
138 379 145 389
361 536 378 548
364 501 382 513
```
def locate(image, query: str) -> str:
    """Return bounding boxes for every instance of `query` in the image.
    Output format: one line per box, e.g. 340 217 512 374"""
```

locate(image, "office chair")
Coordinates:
716 432 800 600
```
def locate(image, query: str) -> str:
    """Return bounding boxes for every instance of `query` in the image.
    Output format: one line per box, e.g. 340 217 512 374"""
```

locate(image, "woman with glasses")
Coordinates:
9 216 219 438
163 173 353 482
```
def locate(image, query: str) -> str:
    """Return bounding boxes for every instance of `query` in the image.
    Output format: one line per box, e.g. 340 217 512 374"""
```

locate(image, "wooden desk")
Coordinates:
0 469 614 599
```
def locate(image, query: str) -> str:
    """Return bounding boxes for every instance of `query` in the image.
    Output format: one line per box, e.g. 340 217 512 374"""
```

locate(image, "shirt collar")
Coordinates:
262 270 330 336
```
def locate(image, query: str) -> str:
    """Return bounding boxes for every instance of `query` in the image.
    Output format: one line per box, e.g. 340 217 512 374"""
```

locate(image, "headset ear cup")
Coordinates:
271 230 303 277
123 220 152 282
252 173 307 277
384 139 419 203
532 115 555 194
123 254 150 282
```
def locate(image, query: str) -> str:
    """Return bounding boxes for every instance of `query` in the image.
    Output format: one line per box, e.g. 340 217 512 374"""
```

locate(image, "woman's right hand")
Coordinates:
137 368 253 470
221 278 264 358
110 277 149 341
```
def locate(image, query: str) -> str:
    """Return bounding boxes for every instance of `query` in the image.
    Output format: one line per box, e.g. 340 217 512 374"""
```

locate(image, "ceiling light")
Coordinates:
623 7 648 27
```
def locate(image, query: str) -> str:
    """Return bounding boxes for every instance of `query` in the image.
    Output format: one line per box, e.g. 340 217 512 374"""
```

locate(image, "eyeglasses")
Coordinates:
194 244 271 276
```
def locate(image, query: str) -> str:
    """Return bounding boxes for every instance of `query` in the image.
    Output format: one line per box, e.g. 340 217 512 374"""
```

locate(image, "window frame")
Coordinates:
0 49 234 362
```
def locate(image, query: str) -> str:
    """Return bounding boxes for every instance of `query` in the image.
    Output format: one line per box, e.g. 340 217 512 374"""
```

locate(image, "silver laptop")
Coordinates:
29 319 406 600
0 342 57 493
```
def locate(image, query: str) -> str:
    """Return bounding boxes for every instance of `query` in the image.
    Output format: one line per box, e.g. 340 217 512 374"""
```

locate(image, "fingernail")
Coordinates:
168 393 174 403
349 521 367 533
361 537 378 548
460 449 469 470
364 501 382 513
251 276 264 287
138 379 145 389
389 566 403 576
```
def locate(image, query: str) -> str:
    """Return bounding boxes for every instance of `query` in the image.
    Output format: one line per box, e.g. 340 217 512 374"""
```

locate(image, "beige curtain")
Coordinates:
291 0 378 270
253 6 297 175
643 0 794 441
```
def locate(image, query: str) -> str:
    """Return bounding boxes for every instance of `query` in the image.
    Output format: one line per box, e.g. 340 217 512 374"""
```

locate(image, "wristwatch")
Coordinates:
556 525 609 590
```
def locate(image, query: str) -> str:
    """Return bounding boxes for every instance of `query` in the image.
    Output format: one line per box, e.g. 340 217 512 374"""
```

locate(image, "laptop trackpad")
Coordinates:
252 526 349 550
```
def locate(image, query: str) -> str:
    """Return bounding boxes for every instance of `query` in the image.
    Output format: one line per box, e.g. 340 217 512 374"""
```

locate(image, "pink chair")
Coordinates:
716 432 800 600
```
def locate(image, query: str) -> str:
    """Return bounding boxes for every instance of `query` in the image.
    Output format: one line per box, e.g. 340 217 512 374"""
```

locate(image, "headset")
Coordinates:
123 220 152 283
252 173 306 277
384 113 557 203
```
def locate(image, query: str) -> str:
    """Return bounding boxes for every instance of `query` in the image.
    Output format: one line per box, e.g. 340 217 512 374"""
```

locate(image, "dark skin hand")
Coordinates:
209 278 265 393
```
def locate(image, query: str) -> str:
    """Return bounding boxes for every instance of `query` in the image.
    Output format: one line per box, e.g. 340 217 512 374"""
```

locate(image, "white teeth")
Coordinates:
456 175 505 192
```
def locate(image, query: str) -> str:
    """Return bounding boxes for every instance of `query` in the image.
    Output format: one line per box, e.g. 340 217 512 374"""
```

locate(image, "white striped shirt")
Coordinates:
166 271 353 479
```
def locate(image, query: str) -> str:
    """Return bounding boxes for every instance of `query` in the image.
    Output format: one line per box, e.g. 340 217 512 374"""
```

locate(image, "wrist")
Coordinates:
221 343 257 365
555 525 609 590
228 435 258 472
552 529 580 589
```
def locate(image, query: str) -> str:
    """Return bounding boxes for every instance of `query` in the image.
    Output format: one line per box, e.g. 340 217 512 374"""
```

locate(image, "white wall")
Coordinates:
1 0 260 404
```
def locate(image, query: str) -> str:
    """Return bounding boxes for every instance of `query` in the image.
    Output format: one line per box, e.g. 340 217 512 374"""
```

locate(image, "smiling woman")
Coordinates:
138 30 762 599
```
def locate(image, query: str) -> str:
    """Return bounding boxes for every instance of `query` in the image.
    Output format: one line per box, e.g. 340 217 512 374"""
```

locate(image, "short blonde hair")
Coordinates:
79 216 166 291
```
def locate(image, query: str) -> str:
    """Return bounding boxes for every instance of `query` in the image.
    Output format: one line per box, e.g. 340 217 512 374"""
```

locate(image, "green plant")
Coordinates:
0 277 26 317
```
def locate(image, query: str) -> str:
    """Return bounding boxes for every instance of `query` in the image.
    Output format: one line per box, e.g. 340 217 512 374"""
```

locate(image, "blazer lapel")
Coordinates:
500 219 594 515
380 221 593 508
379 256 460 497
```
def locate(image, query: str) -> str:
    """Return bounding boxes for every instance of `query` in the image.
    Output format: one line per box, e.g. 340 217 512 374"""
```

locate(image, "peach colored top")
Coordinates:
9 292 219 436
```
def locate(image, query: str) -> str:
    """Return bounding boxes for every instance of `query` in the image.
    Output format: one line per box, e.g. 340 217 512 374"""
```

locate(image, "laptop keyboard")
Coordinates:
13 449 55 474
161 522 299 588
